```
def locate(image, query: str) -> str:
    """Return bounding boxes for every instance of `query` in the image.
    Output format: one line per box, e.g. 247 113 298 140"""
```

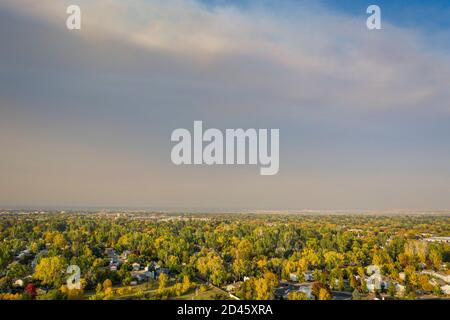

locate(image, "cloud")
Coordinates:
1 0 450 209
3 0 450 113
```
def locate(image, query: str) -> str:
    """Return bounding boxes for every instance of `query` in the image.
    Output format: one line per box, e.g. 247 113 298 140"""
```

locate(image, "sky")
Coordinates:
0 0 450 211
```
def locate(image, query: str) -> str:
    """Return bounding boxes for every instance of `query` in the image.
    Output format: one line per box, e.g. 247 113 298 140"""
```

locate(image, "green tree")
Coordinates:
388 282 396 297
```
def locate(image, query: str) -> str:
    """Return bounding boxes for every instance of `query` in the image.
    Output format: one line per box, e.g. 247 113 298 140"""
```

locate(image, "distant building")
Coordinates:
289 273 298 282
105 248 117 257
394 283 405 296
132 263 140 271
441 285 450 295
423 237 450 244
17 249 30 260
13 279 24 287
131 270 152 282
106 248 121 268
303 271 314 282
422 271 450 284
366 276 390 292
120 250 133 261
297 284 313 299
226 282 242 293
418 262 427 270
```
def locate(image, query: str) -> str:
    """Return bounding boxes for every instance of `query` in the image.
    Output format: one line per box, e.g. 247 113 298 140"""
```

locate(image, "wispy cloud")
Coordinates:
3 0 450 113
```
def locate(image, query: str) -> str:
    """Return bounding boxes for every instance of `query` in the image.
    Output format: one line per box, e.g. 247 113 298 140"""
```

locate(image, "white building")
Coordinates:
423 237 450 244
297 284 313 299
441 285 450 295
304 271 314 282
289 273 298 282
366 276 390 292
422 271 450 284
132 262 141 271
394 283 405 296
13 279 24 287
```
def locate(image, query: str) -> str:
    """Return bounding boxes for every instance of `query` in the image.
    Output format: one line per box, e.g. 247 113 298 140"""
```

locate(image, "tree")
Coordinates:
197 252 227 286
324 251 344 270
103 279 113 290
53 233 67 249
352 288 361 300
429 247 442 270
288 291 309 300
233 239 253 280
299 248 321 271
158 273 168 292
338 275 345 291
0 245 12 270
24 283 37 299
7 261 29 279
34 256 65 287
388 282 396 297
418 275 433 292
181 275 191 294
60 284 84 300
319 287 332 300
104 286 114 299
312 282 331 300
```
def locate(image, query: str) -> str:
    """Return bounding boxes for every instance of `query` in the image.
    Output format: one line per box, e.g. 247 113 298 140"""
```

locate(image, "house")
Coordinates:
106 248 121 267
289 273 298 282
423 237 450 244
120 250 133 262
132 262 141 271
394 283 405 296
275 282 291 299
145 261 162 272
418 263 427 270
131 270 152 282
226 284 235 292
297 284 313 299
441 285 450 295
105 248 116 258
422 271 450 284
304 271 314 282
17 249 30 261
148 267 169 280
226 282 242 293
366 276 390 292
13 279 24 287
276 282 314 300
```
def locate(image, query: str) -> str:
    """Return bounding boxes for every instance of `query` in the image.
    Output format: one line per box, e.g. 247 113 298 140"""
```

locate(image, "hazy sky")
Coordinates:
1 0 450 210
